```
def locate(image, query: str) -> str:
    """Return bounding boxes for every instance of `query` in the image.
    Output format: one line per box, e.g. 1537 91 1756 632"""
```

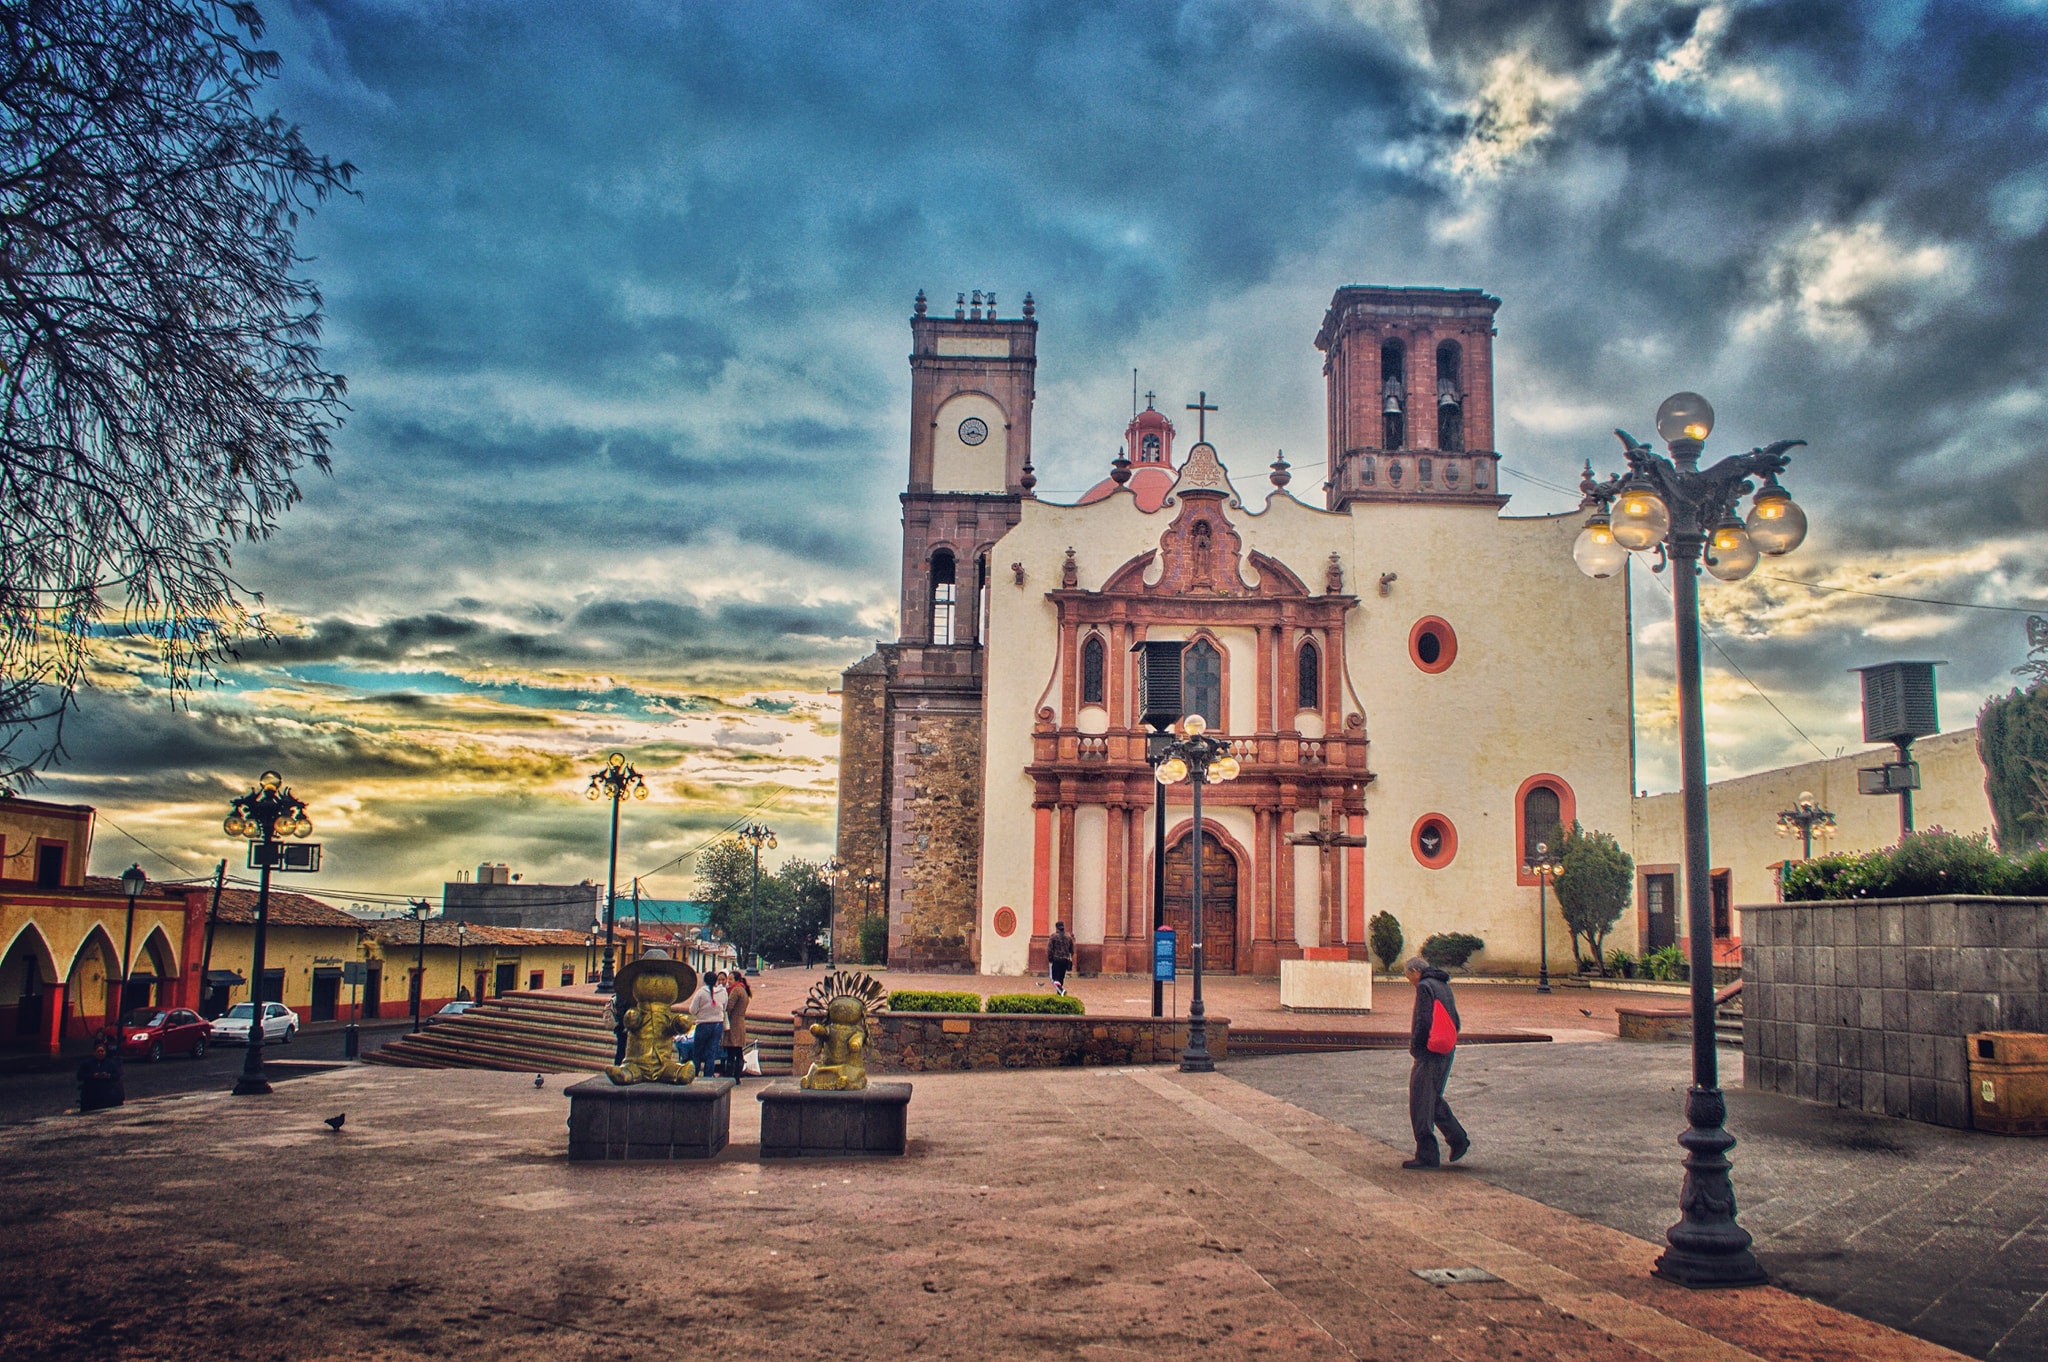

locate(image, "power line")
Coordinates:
95 815 201 879
1647 571 1832 762
1757 573 2047 616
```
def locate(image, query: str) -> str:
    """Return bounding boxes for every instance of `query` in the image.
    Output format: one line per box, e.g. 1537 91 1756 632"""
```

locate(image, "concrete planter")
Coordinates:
1742 896 2048 1129
789 1010 1230 1075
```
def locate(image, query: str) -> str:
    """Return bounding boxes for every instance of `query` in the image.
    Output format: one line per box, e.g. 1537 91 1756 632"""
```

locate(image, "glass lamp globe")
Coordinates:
1705 517 1760 581
1609 483 1671 551
1181 713 1206 737
1746 477 1808 555
1212 755 1242 782
586 784 600 800
607 752 626 770
633 783 649 800
1157 756 1189 785
1573 515 1629 578
1655 392 1715 445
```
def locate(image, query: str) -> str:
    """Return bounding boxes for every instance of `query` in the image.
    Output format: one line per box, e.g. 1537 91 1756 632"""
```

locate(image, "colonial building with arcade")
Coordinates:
836 286 1635 978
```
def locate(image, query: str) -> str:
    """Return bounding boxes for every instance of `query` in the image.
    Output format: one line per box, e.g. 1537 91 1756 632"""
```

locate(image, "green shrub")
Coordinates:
1419 932 1485 969
887 990 980 1013
1643 944 1685 981
1782 829 2031 900
1367 911 1404 972
984 993 1084 1015
857 914 889 965
1555 822 1633 965
1604 947 1637 979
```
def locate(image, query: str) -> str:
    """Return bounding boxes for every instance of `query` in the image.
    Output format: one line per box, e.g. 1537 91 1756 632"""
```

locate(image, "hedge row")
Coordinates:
1782 829 2048 901
886 990 982 1013
985 993 1085 1015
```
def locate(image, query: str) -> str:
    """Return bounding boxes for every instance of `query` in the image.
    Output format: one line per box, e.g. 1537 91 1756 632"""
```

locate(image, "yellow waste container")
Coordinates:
1969 1032 2048 1135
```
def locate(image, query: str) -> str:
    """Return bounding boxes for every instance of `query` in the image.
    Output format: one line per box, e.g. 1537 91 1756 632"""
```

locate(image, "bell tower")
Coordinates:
1314 286 1506 510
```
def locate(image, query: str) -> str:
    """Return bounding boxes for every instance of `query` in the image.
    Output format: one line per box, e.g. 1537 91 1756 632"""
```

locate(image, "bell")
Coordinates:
1383 393 1401 414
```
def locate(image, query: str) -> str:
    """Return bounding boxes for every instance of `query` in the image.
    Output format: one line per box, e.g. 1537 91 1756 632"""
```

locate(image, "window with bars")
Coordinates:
1183 639 1222 728
930 550 957 645
1296 639 1320 710
1080 634 1106 705
1522 785 1562 861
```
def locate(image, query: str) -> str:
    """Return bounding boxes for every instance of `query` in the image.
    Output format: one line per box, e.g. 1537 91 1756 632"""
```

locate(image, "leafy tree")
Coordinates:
1367 911 1403 972
0 1 354 780
1554 821 1633 967
1419 932 1484 969
1979 618 2048 851
692 839 833 964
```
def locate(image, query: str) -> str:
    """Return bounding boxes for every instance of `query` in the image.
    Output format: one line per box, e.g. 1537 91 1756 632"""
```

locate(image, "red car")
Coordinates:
119 1008 212 1061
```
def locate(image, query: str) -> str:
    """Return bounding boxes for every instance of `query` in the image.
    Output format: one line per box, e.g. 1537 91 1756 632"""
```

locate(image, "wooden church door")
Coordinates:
1164 831 1238 974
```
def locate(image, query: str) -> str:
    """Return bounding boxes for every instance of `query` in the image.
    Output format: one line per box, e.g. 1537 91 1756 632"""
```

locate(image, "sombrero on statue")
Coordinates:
611 949 697 1003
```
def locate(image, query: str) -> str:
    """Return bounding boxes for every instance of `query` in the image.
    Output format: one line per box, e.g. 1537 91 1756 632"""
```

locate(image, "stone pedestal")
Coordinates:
758 1082 912 1158
564 1077 734 1161
1280 958 1373 1013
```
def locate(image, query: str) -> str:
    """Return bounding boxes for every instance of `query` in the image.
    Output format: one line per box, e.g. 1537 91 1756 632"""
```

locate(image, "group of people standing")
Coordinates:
677 967 753 1079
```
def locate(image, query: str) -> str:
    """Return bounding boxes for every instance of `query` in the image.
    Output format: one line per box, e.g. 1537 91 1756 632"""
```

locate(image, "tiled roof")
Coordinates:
189 887 363 930
363 921 589 949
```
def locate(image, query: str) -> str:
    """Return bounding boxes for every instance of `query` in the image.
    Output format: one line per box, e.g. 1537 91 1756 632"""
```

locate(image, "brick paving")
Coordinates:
0 1052 1966 1361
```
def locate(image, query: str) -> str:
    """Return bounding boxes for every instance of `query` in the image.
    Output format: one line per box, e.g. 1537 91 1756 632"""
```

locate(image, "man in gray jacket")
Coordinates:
1403 957 1471 1169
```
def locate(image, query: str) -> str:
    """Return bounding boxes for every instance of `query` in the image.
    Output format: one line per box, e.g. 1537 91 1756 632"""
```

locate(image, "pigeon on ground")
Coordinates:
323 1113 346 1131
1579 1008 1595 1017
533 1074 545 1088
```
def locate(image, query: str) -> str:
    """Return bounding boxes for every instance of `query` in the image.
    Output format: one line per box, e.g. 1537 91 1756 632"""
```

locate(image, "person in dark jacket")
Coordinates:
1048 922 1076 995
1403 957 1469 1169
76 1033 125 1113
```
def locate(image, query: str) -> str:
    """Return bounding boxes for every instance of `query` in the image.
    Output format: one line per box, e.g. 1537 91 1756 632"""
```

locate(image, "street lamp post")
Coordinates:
222 771 312 1095
117 864 146 1026
455 920 468 1001
1150 713 1241 1073
822 858 847 965
585 752 647 994
856 871 882 965
1576 392 1807 1289
409 899 430 1032
1522 842 1562 993
1776 791 1837 863
737 823 777 972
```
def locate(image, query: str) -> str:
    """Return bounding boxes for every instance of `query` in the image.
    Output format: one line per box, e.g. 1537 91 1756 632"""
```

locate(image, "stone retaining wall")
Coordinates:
790 1011 1231 1074
1742 896 2048 1129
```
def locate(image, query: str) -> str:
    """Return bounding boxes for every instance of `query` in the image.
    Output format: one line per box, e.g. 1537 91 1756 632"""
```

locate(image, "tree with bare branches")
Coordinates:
0 0 353 781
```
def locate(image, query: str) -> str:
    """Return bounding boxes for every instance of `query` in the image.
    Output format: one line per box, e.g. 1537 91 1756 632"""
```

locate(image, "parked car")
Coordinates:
423 1001 475 1028
119 1008 211 1061
208 1002 299 1046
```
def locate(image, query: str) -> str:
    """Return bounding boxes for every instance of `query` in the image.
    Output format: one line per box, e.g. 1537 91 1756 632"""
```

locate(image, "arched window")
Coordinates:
1381 342 1406 450
1183 639 1222 728
930 549 957 645
1296 638 1320 710
1522 785 1562 861
1080 634 1106 705
1436 341 1463 452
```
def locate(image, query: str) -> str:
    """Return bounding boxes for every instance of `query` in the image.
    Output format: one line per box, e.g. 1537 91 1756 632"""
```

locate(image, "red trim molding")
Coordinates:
1408 616 1457 673
1410 813 1458 869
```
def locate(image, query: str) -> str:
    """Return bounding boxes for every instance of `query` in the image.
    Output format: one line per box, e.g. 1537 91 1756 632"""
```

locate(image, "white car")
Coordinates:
208 1001 299 1045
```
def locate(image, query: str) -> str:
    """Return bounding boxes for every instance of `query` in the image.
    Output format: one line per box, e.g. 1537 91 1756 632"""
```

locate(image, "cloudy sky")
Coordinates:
44 0 2048 903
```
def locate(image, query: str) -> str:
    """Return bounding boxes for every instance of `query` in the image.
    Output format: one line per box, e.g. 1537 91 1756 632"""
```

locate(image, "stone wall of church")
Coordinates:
887 696 983 971
833 654 891 959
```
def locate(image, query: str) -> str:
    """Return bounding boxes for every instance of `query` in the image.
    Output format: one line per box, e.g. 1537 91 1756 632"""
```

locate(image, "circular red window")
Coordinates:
1409 617 1457 674
1411 814 1458 869
993 906 1018 938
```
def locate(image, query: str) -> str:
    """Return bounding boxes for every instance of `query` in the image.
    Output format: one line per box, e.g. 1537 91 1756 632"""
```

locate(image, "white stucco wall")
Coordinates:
1630 728 1993 942
976 462 1635 976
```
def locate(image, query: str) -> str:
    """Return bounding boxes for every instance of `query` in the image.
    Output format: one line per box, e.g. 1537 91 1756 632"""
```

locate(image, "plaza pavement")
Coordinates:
0 1042 1974 1361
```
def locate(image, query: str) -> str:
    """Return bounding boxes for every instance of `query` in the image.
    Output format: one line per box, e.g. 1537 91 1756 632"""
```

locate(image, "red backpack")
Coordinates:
1426 997 1458 1054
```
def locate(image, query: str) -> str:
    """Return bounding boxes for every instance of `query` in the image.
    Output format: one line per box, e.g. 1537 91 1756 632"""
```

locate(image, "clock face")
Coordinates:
958 417 988 446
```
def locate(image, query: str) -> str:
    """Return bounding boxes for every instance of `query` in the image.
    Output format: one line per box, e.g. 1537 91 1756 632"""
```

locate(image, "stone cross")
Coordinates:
1186 391 1219 443
1288 798 1367 948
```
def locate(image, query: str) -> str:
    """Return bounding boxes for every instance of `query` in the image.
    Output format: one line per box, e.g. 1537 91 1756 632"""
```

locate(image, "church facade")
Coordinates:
836 286 1635 977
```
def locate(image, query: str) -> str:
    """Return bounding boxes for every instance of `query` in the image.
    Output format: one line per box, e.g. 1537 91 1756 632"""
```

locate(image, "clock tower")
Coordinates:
836 289 1039 972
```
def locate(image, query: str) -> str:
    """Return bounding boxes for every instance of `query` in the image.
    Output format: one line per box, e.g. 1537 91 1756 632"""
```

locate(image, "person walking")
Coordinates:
724 969 751 1079
685 970 725 1078
1402 956 1470 1169
1048 922 1076 996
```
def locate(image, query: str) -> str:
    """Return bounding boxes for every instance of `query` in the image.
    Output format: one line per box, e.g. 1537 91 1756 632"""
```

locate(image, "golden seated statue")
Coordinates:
603 955 698 1086
798 970 889 1091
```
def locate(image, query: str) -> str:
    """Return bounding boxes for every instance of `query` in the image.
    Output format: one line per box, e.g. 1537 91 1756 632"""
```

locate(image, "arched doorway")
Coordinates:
1 926 56 1041
1163 829 1238 974
65 929 119 1037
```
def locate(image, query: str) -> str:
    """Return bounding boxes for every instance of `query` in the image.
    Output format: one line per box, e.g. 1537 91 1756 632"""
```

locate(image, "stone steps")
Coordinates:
366 994 618 1072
